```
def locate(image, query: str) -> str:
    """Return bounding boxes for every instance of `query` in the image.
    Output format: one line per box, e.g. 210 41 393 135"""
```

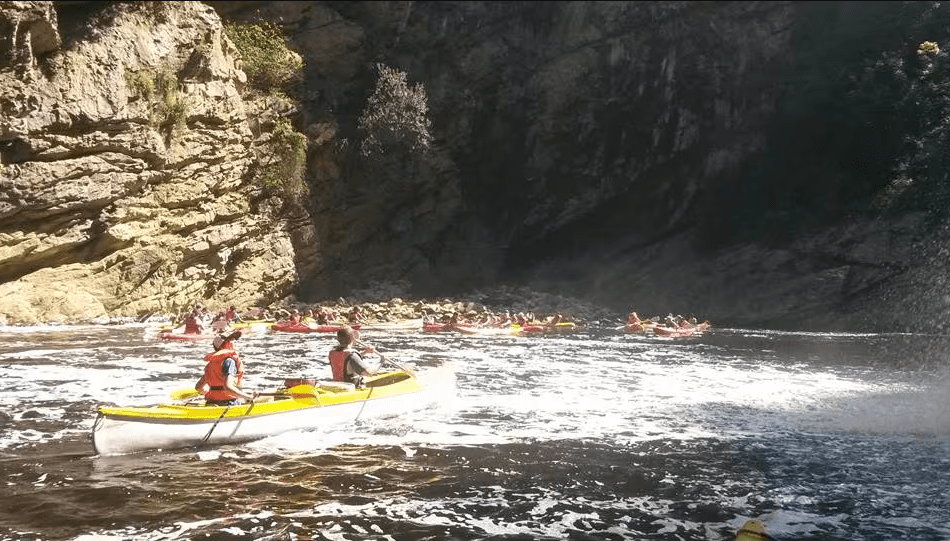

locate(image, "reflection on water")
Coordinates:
0 324 948 540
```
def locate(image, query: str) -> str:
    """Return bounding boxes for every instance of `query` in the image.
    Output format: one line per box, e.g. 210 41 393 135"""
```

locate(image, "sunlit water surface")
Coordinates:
1 324 948 540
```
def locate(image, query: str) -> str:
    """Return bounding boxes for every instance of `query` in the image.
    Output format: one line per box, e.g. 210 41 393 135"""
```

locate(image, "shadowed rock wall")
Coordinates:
212 1 950 332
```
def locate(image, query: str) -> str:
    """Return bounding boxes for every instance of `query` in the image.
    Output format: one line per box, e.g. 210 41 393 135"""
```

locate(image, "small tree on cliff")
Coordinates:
224 21 308 201
258 118 308 199
358 63 432 158
224 21 303 90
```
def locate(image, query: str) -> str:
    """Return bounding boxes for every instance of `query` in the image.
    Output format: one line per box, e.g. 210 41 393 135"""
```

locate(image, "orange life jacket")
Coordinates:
202 348 244 402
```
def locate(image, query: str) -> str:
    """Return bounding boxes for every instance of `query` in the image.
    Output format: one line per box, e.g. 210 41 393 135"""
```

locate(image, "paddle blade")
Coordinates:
283 383 317 398
171 387 201 400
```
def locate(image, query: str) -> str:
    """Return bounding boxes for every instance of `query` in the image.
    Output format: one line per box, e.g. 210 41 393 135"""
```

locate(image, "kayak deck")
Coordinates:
96 372 417 422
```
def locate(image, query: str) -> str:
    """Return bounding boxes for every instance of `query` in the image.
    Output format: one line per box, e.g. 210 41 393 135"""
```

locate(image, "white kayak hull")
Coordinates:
92 368 454 456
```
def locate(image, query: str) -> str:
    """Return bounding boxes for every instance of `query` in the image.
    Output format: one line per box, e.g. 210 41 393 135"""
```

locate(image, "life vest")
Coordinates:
184 317 201 334
329 348 372 383
202 348 244 402
328 348 351 382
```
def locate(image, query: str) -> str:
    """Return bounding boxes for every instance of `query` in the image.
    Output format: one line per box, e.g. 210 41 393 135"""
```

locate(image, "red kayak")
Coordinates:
423 322 451 332
158 329 215 342
653 321 710 337
513 322 577 334
624 321 657 334
271 321 361 333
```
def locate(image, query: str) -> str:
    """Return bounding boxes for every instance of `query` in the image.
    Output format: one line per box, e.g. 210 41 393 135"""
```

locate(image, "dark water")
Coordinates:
1 323 948 540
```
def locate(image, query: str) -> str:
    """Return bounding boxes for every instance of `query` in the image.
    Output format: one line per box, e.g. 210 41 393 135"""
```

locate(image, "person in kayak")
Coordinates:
328 325 377 387
195 331 258 405
183 309 204 334
225 305 242 323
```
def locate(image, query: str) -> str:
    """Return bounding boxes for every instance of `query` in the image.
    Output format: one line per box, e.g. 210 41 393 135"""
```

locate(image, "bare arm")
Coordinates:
225 375 256 402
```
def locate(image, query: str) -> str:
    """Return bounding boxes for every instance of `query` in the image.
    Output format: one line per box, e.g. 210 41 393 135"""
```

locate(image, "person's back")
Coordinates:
328 326 375 385
184 312 202 334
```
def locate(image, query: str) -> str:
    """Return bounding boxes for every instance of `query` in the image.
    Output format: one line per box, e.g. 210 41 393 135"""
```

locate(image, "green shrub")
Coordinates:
125 69 155 100
125 68 189 139
154 70 187 135
358 63 433 157
224 22 303 90
258 118 308 200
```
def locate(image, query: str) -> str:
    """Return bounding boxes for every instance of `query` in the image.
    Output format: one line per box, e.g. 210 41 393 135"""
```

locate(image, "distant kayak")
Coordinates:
512 322 578 334
157 328 214 342
623 321 657 334
270 321 361 333
231 319 275 332
358 318 423 332
450 324 521 336
652 321 710 337
423 322 452 333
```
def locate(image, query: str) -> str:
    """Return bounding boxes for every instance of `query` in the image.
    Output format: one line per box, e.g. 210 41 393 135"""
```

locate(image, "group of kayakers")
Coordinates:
625 310 709 333
193 324 377 406
174 303 249 335
425 310 569 329
277 305 367 327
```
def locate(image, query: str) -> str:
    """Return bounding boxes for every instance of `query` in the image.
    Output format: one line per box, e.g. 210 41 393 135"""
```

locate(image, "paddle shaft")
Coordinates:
354 339 415 376
201 404 231 443
173 380 322 401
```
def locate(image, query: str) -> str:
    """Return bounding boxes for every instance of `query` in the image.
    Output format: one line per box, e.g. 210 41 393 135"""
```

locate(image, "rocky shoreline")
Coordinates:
0 285 645 329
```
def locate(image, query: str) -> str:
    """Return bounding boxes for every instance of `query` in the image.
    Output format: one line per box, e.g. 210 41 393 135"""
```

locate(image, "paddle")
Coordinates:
201 403 231 443
171 383 318 401
354 338 416 377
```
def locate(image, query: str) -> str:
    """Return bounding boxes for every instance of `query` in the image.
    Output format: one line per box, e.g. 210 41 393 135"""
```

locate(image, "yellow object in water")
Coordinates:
734 519 771 541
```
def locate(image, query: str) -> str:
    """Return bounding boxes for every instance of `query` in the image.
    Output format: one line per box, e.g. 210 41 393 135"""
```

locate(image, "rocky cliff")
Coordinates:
1 1 317 323
3 1 950 332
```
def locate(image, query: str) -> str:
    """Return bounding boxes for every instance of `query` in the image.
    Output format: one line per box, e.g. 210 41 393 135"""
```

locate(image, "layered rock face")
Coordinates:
0 1 315 323
4 1 950 332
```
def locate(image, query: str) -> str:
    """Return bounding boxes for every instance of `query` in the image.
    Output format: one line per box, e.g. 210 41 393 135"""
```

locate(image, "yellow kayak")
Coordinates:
92 370 440 456
734 520 772 541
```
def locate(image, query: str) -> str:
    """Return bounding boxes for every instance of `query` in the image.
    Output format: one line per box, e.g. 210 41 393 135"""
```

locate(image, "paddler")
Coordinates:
195 331 259 405
328 325 377 387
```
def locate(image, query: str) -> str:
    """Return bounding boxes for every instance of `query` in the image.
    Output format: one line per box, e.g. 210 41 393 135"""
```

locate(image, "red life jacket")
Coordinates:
184 316 201 334
328 348 350 382
202 348 244 402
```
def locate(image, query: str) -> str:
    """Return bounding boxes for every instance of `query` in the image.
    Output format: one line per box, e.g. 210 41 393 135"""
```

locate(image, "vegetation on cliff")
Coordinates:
224 21 308 201
358 63 433 158
124 67 189 141
223 21 303 90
